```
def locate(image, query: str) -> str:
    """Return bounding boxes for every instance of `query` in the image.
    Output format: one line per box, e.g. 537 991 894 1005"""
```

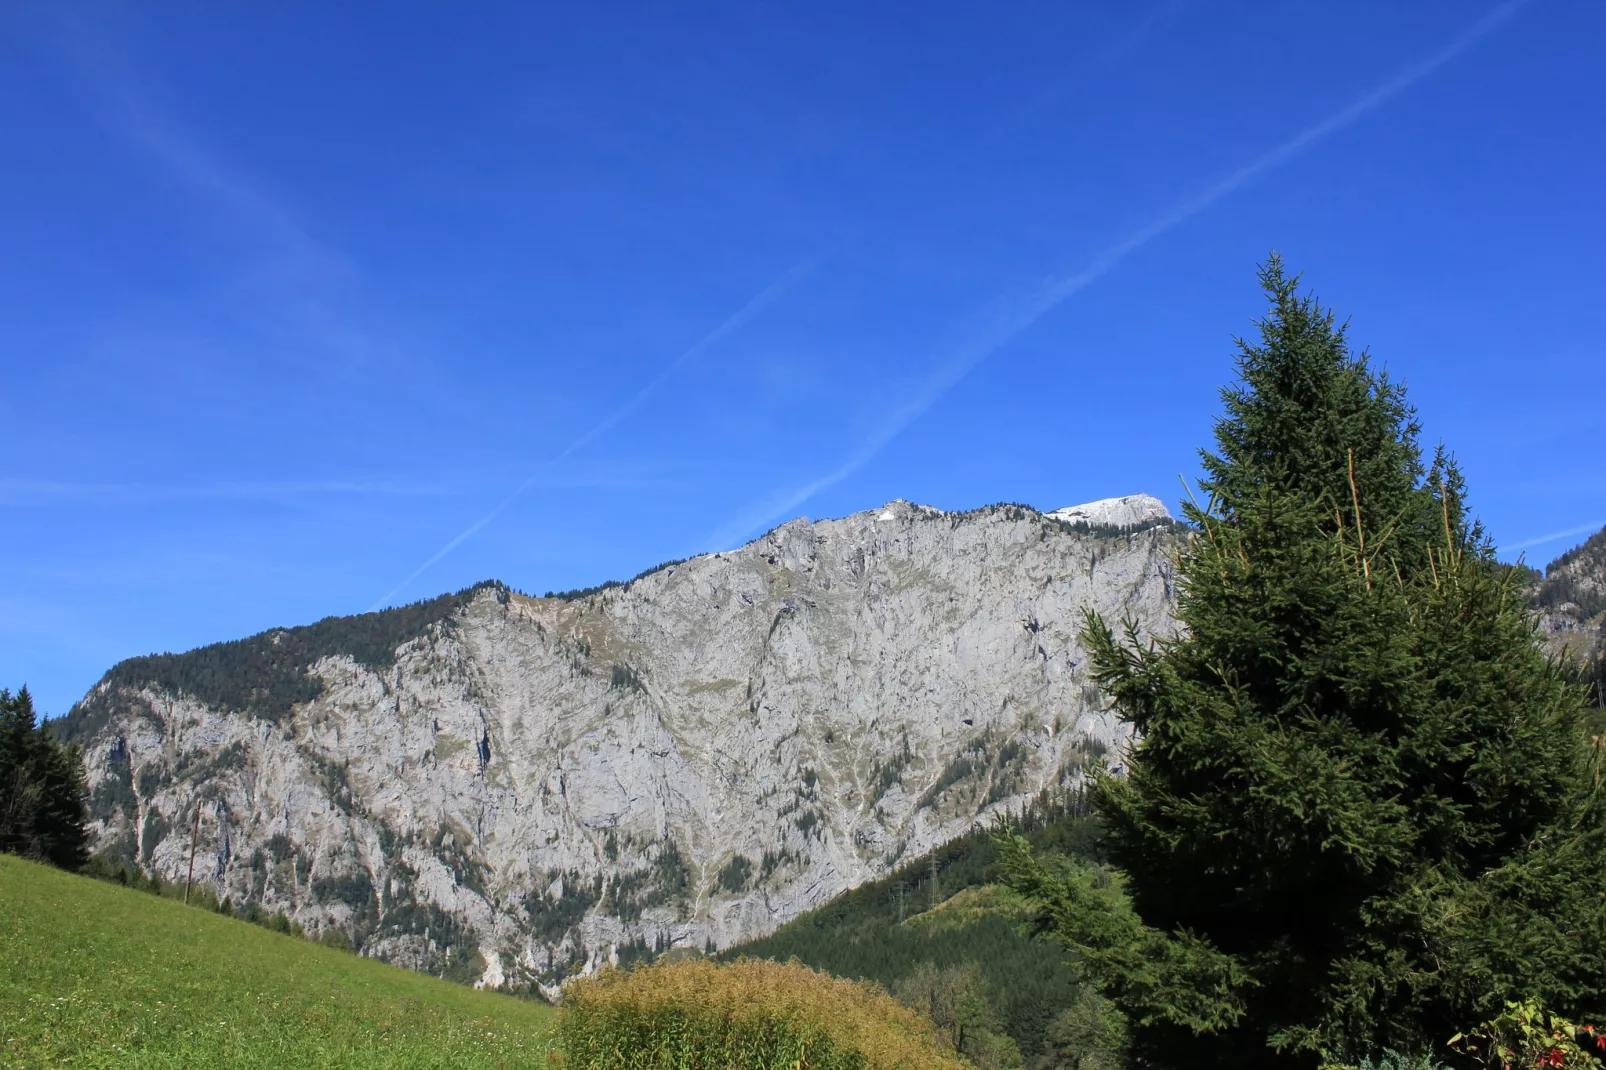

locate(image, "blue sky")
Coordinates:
3 1 1602 714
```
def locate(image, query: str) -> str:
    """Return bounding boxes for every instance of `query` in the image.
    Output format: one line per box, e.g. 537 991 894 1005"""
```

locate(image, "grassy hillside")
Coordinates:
0 854 552 1069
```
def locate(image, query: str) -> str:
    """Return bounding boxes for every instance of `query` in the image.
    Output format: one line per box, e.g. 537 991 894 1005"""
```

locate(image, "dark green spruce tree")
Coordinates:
999 257 1606 1070
0 685 91 871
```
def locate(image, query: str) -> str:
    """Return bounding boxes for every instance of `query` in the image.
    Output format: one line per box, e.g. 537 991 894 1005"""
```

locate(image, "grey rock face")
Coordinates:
1528 526 1606 690
64 499 1182 989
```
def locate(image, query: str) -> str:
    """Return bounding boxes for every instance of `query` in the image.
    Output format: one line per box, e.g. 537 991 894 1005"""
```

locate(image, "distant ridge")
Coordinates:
55 495 1182 992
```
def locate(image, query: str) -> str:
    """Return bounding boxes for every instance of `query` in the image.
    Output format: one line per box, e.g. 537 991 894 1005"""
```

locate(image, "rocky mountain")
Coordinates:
1527 524 1606 705
56 496 1183 991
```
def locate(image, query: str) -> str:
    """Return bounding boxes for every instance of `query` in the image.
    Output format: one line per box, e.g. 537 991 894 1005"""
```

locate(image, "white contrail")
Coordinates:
707 0 1532 550
0 479 449 504
369 258 819 610
1507 520 1605 553
553 255 820 463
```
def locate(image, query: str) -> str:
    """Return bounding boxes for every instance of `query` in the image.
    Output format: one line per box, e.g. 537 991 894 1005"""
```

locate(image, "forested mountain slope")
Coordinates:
726 790 1105 1065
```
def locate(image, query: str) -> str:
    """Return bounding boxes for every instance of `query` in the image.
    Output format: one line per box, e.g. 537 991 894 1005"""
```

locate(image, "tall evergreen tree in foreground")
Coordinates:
1000 258 1606 1070
1 685 91 871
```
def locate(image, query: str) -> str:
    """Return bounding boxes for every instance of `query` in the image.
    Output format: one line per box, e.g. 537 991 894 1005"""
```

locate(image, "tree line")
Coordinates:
1 686 90 870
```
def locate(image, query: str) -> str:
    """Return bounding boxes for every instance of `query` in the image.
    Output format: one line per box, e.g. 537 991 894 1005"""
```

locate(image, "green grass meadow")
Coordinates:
0 854 553 1068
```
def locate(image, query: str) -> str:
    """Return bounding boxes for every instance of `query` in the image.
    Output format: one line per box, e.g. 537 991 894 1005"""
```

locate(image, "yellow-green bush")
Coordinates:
553 956 971 1069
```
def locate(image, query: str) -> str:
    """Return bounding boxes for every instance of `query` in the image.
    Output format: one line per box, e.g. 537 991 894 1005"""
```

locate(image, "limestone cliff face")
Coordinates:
1528 526 1606 704
1531 526 1606 660
60 497 1182 989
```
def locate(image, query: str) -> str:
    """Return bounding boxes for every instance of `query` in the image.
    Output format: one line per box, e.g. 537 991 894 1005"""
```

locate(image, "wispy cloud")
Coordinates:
1506 521 1605 553
40 10 436 386
0 479 454 506
61 28 341 275
0 463 684 507
548 256 822 463
111 94 344 289
708 0 1531 550
367 258 820 610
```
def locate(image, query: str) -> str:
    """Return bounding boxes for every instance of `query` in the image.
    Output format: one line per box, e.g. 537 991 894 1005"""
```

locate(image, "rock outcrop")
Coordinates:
58 497 1183 989
1528 525 1606 694
1046 493 1172 530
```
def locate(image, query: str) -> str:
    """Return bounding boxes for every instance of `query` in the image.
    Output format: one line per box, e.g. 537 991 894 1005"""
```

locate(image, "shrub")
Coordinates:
1040 987 1128 1070
1352 1050 1450 1070
1451 1000 1606 1070
316 926 352 951
894 961 1020 1067
553 957 970 1069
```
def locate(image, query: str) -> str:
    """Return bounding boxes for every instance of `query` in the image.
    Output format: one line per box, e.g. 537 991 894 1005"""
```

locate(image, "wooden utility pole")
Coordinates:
183 803 201 905
928 855 939 910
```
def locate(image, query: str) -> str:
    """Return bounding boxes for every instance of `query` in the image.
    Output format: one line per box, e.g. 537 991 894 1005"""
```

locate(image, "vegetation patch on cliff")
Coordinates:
55 581 505 735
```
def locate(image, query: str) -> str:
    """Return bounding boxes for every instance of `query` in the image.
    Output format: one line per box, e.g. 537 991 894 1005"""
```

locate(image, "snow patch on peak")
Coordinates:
871 499 944 522
1047 494 1171 529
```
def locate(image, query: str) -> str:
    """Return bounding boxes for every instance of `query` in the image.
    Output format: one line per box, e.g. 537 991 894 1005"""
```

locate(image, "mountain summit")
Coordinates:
59 497 1182 989
1045 493 1172 529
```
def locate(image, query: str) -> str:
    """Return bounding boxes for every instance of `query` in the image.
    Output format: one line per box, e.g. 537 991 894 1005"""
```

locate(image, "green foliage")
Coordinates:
994 836 1248 1040
730 791 1100 1061
920 740 987 809
544 558 690 602
89 747 135 827
440 945 489 987
1579 650 1606 721
54 582 500 734
1000 258 1606 1070
0 852 554 1067
1039 987 1129 1070
83 849 352 951
1450 999 1606 1070
1046 516 1180 540
894 960 1021 1068
608 663 646 693
1355 1051 1452 1070
0 686 90 871
369 881 483 982
595 836 694 936
430 823 490 898
714 853 752 893
81 850 166 894
649 837 692 902
528 869 604 947
917 731 1034 813
870 736 914 802
317 926 353 951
